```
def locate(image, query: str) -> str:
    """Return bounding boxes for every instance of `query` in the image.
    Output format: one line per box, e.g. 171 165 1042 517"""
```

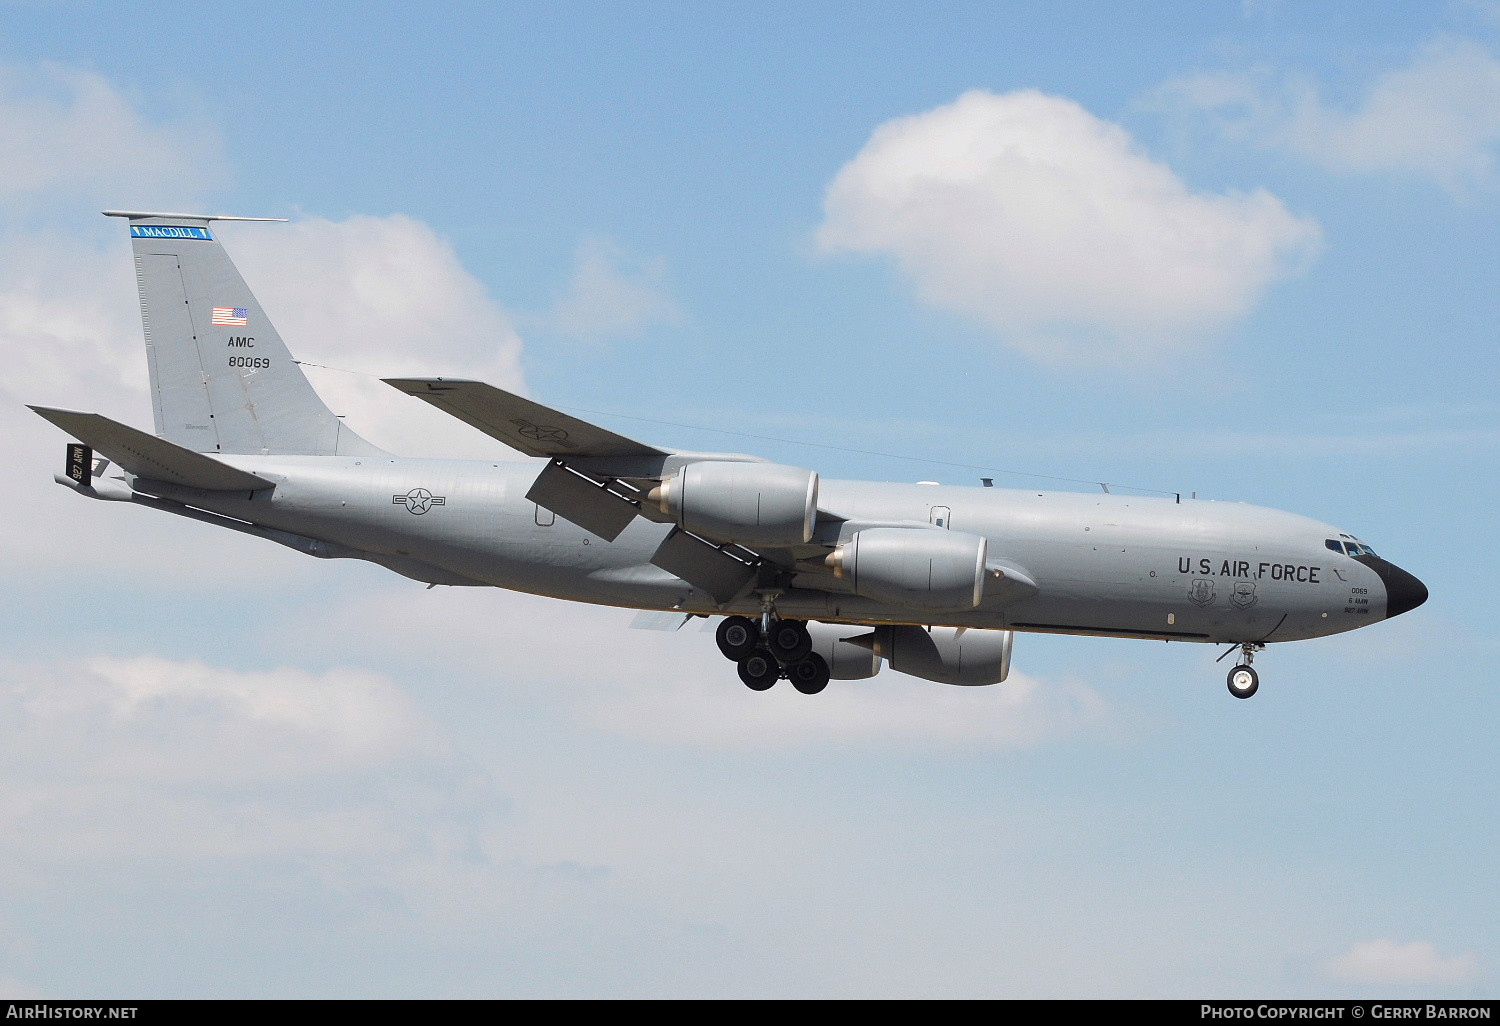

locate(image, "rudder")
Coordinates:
108 210 382 457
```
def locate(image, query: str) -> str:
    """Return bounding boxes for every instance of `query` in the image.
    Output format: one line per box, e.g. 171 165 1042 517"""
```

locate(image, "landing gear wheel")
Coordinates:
716 616 760 661
788 654 831 695
737 652 779 691
1227 664 1259 699
766 619 813 663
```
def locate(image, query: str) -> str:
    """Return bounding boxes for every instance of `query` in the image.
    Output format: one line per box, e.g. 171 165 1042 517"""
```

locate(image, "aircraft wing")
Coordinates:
29 407 273 491
382 378 667 460
382 377 837 606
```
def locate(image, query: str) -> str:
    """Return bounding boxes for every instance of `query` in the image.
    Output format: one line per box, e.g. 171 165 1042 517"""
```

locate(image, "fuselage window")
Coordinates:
1326 539 1344 554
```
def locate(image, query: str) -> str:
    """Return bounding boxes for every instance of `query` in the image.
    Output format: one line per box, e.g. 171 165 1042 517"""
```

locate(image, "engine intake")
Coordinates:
656 461 818 548
828 527 987 611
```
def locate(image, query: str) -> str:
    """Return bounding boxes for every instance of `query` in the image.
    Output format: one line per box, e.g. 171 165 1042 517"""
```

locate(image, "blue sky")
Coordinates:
0 0 1496 998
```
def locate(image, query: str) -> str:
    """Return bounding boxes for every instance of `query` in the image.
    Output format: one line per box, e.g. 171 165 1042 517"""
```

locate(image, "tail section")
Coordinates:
106 210 382 457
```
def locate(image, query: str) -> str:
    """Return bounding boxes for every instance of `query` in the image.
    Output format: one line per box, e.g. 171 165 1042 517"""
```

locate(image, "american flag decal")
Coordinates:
211 306 249 326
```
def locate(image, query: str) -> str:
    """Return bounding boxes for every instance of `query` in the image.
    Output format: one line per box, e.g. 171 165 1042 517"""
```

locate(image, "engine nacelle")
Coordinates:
656 461 818 547
806 621 881 680
828 527 987 611
876 625 1013 686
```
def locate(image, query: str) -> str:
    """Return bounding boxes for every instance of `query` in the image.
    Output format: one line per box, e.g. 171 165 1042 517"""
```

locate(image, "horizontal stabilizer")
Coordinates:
383 378 667 460
102 210 289 223
29 407 273 491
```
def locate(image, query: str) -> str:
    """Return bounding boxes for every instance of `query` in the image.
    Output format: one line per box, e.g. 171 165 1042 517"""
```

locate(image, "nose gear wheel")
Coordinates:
1227 664 1259 699
1218 641 1265 699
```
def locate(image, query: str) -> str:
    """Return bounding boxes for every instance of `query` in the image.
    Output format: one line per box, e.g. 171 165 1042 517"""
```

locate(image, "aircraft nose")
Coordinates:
1364 556 1429 618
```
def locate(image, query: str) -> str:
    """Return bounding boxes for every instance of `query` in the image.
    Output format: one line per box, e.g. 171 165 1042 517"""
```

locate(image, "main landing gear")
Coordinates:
716 614 830 695
1219 641 1265 699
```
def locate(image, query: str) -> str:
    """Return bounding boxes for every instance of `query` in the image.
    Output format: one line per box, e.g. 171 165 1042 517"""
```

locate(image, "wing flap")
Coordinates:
524 459 641 541
649 528 757 605
383 378 667 460
29 407 273 491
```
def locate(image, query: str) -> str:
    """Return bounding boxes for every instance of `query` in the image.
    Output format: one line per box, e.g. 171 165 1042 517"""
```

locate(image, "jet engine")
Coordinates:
655 461 818 548
869 625 1013 686
806 621 881 680
827 527 988 610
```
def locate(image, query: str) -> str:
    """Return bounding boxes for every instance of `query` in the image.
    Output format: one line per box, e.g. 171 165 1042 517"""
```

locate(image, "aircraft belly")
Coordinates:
215 459 687 606
496 516 686 604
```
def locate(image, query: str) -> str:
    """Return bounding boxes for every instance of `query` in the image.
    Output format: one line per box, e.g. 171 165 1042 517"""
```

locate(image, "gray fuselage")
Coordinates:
171 454 1402 647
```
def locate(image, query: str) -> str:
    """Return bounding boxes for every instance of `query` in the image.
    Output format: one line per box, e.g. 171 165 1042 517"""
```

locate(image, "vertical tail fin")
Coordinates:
106 210 382 457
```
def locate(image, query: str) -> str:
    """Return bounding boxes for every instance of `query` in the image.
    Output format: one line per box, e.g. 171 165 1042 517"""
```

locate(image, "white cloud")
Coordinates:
0 653 514 873
1322 938 1480 987
222 214 527 459
1153 37 1500 193
0 61 224 210
817 89 1320 364
544 237 679 344
582 669 1112 750
2 655 435 788
0 229 146 416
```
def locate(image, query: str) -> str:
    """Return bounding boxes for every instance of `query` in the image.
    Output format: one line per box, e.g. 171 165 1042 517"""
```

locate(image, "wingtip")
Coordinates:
384 377 482 393
382 377 436 392
28 403 81 420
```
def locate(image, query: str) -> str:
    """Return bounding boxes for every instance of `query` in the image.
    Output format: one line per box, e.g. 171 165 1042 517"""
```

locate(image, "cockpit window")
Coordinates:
1327 537 1379 557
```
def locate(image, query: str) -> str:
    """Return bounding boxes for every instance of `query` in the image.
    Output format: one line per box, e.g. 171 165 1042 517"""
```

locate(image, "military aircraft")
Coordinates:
32 212 1427 699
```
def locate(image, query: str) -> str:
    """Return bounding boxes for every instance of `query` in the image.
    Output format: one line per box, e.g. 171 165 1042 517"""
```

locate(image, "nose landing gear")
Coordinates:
1227 663 1259 699
1219 641 1265 699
